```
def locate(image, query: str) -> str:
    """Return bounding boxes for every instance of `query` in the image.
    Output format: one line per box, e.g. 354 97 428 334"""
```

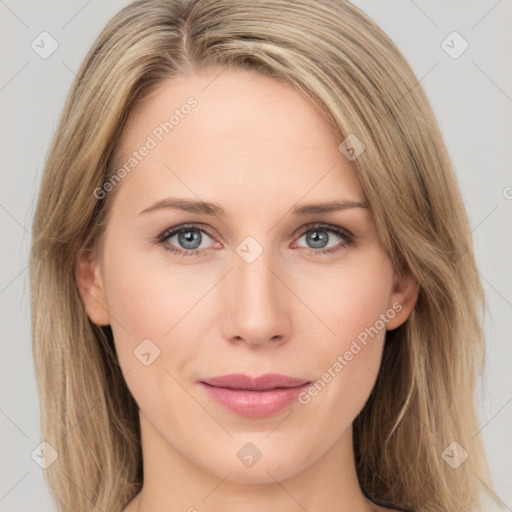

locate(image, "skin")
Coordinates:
77 67 417 512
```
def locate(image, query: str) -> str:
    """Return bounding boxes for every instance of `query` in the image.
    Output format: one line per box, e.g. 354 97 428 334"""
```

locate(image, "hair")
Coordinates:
30 1 498 511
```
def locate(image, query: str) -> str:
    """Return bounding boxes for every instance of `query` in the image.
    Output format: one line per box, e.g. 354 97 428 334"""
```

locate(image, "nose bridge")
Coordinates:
222 234 290 345
234 234 282 311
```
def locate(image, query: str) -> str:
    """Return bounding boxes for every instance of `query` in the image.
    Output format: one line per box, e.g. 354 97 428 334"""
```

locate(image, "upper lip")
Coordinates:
200 373 310 391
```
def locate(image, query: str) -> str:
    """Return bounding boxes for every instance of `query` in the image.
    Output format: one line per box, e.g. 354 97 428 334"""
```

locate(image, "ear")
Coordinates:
76 250 110 326
385 268 418 331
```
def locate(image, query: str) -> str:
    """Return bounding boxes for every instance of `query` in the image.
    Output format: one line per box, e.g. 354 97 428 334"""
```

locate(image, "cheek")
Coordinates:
295 253 393 412
302 252 393 353
101 244 205 344
100 247 204 424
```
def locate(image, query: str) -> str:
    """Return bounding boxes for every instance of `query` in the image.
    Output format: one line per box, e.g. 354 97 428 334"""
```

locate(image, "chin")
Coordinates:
221 438 313 484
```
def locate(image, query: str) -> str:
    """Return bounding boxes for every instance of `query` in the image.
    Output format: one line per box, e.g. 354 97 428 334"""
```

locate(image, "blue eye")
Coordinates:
157 225 214 257
294 224 355 254
156 223 355 258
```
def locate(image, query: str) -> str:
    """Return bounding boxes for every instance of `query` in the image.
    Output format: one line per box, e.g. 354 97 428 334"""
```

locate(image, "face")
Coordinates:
77 67 416 486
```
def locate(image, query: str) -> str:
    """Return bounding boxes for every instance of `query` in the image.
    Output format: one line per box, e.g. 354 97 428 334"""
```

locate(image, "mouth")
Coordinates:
198 373 311 418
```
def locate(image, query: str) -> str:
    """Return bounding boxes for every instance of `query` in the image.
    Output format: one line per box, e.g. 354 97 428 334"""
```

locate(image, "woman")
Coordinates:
29 1 497 511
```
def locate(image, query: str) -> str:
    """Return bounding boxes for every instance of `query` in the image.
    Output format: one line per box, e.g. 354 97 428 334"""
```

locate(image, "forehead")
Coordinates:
110 67 364 214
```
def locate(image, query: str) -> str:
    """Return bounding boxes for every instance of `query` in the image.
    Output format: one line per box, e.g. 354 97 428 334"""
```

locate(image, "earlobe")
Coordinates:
76 250 110 326
386 270 419 331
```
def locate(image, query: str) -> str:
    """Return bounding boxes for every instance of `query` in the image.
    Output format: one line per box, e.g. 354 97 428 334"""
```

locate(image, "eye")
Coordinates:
293 223 355 255
156 224 216 257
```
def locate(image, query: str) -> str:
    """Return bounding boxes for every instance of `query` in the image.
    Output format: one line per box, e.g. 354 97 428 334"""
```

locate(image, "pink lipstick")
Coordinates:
199 373 310 418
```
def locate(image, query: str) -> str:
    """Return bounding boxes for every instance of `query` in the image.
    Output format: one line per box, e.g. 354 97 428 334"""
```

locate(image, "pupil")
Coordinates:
308 230 328 249
179 229 201 249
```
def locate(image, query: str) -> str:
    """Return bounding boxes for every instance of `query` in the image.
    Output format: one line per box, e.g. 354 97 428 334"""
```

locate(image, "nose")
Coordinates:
221 241 292 349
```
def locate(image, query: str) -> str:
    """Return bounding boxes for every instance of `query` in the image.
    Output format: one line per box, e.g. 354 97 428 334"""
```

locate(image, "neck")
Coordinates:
127 410 379 512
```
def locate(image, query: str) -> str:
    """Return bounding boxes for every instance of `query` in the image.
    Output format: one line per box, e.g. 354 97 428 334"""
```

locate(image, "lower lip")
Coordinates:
199 382 310 418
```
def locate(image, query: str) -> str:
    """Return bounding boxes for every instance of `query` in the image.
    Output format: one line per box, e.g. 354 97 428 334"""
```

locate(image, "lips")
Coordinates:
199 373 311 418
201 373 310 391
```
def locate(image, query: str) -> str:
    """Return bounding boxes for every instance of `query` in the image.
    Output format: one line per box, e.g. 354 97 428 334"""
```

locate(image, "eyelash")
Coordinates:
155 222 356 258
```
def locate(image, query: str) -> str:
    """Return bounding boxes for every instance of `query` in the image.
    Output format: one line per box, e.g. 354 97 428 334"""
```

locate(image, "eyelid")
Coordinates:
156 223 218 246
159 222 211 235
291 221 354 240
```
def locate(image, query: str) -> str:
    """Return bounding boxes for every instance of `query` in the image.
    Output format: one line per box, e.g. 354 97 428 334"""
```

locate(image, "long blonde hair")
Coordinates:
30 1 497 510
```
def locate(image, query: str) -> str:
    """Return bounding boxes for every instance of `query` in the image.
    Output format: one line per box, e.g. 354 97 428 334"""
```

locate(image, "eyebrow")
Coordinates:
139 198 368 217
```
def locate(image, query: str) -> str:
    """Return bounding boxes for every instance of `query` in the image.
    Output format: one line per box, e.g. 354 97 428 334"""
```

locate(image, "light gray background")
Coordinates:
1 1 511 510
